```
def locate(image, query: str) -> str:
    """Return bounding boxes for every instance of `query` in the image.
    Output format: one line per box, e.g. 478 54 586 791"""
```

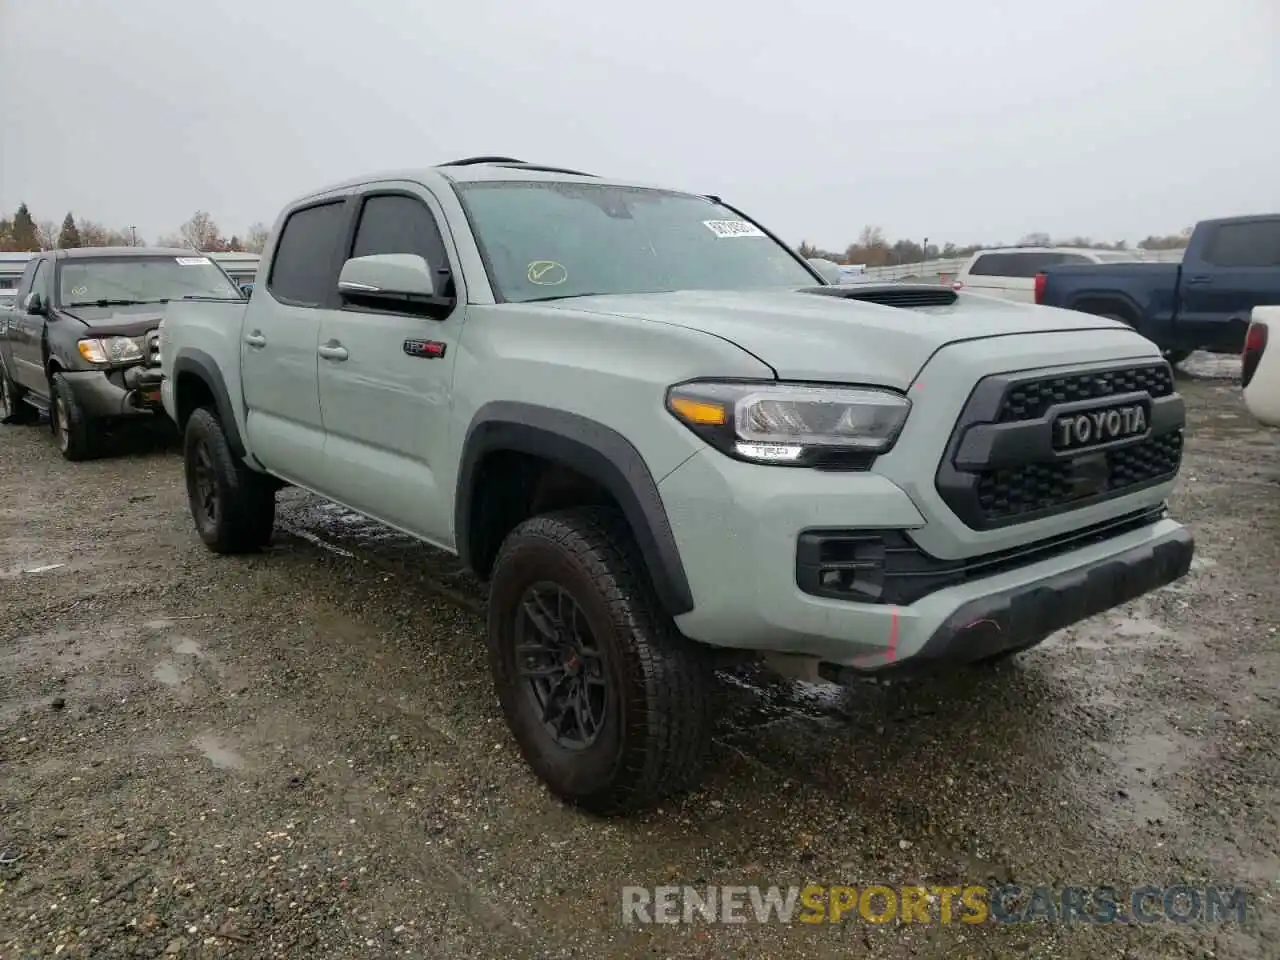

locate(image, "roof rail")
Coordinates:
439 157 598 177
493 162 597 177
440 156 527 166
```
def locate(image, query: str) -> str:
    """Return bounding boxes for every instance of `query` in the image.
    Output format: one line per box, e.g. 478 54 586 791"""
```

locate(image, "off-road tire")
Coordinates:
50 373 99 461
1 367 37 425
487 506 714 815
183 406 275 554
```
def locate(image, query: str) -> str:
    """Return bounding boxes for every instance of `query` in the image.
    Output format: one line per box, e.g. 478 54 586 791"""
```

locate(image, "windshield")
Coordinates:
56 255 243 306
1091 250 1143 263
454 181 816 302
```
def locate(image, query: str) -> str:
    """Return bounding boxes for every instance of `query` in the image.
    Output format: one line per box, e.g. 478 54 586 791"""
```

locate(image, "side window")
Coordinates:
16 258 39 299
266 200 348 306
28 259 50 302
1202 221 1280 268
349 194 449 273
969 254 1004 276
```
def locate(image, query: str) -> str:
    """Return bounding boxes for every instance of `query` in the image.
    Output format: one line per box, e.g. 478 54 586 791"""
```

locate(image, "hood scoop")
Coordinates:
800 283 958 309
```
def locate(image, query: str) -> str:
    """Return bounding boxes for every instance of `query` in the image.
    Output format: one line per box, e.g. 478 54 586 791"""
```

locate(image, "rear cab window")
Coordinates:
1201 220 1280 267
266 200 349 307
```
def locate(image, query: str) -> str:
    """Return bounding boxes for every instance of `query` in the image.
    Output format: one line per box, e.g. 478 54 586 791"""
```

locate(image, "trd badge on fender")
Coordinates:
1054 402 1149 451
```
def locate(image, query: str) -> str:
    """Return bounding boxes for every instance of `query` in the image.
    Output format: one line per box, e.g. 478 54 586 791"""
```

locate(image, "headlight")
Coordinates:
665 380 911 466
78 336 145 364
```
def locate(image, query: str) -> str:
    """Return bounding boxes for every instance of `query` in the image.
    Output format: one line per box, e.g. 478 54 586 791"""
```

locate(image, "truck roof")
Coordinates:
48 246 212 260
291 157 687 205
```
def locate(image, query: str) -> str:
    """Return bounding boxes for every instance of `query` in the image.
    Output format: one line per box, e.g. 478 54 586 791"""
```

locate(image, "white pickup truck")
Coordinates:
158 157 1194 814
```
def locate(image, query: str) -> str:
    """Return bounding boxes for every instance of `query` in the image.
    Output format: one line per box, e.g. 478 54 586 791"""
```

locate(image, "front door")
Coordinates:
1177 218 1280 352
13 257 52 392
241 197 350 483
316 187 466 547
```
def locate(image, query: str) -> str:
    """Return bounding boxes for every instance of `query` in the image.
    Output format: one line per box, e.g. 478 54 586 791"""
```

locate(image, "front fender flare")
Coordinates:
170 349 246 458
455 402 695 616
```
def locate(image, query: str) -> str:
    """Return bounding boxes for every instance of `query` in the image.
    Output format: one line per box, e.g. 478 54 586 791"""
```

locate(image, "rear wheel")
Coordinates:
487 506 714 815
183 406 275 553
1 368 37 425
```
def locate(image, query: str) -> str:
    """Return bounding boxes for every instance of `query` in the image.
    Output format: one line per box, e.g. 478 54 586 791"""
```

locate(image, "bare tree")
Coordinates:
36 220 59 251
244 222 270 254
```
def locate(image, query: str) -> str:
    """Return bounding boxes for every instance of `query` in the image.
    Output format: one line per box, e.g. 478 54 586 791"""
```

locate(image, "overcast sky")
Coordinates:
1 0 1276 250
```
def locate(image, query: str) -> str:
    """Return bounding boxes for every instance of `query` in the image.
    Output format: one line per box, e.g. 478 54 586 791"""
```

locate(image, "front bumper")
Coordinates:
62 365 164 419
659 448 1193 671
823 522 1193 678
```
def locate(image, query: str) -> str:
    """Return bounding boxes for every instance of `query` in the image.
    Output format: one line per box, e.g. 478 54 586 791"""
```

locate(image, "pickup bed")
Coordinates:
158 156 1195 815
1034 214 1280 364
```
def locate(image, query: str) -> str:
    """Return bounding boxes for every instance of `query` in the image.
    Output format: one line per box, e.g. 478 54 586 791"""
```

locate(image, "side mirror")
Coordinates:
24 292 46 315
806 257 843 285
339 253 444 297
338 254 454 318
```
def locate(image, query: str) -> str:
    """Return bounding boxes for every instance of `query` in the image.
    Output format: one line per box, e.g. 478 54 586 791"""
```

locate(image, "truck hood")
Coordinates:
541 287 1138 387
56 305 165 338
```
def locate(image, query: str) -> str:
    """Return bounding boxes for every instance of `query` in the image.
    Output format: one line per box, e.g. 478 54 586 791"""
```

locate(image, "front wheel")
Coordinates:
487 507 714 815
183 406 275 553
50 373 99 461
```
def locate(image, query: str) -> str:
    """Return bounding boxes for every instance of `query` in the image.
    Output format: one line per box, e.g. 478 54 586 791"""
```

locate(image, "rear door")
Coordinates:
1178 218 1280 351
315 185 466 546
241 197 350 483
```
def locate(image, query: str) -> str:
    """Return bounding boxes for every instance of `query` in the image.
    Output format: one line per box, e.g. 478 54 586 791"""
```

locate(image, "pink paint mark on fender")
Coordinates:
886 608 900 663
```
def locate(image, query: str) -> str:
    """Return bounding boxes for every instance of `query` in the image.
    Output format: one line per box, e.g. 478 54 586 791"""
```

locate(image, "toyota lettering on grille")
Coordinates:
1053 402 1149 451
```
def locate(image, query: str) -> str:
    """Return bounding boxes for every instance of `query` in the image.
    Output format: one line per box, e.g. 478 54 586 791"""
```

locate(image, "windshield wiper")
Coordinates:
65 298 169 308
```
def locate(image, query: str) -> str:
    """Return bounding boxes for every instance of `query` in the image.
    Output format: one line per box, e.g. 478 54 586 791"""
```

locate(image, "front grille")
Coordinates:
975 430 1183 522
999 364 1173 422
937 361 1184 530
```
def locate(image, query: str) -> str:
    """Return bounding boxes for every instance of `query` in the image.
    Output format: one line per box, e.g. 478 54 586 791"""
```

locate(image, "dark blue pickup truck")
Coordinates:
1035 214 1280 365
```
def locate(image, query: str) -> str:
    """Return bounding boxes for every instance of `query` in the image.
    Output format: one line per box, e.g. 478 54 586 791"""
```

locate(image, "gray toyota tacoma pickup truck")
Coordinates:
0 247 246 459
157 157 1195 814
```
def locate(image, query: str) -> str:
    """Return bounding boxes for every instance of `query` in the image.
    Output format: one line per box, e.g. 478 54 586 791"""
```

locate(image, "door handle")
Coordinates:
244 331 267 348
318 341 348 362
1186 276 1212 285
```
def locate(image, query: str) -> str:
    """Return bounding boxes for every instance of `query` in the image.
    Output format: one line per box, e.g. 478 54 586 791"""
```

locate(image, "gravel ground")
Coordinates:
2 354 1278 959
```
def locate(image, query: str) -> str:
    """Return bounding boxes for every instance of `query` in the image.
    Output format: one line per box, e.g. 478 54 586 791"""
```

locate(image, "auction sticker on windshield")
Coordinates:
702 220 767 238
175 257 212 266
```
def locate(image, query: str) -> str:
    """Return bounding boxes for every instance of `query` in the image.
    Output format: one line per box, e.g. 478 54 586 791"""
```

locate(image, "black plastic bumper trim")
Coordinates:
916 524 1193 663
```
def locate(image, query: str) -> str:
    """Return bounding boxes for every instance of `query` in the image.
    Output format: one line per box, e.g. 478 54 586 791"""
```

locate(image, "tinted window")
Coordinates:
455 181 813 302
267 200 347 306
1202 221 1280 268
969 252 1091 277
350 194 449 271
